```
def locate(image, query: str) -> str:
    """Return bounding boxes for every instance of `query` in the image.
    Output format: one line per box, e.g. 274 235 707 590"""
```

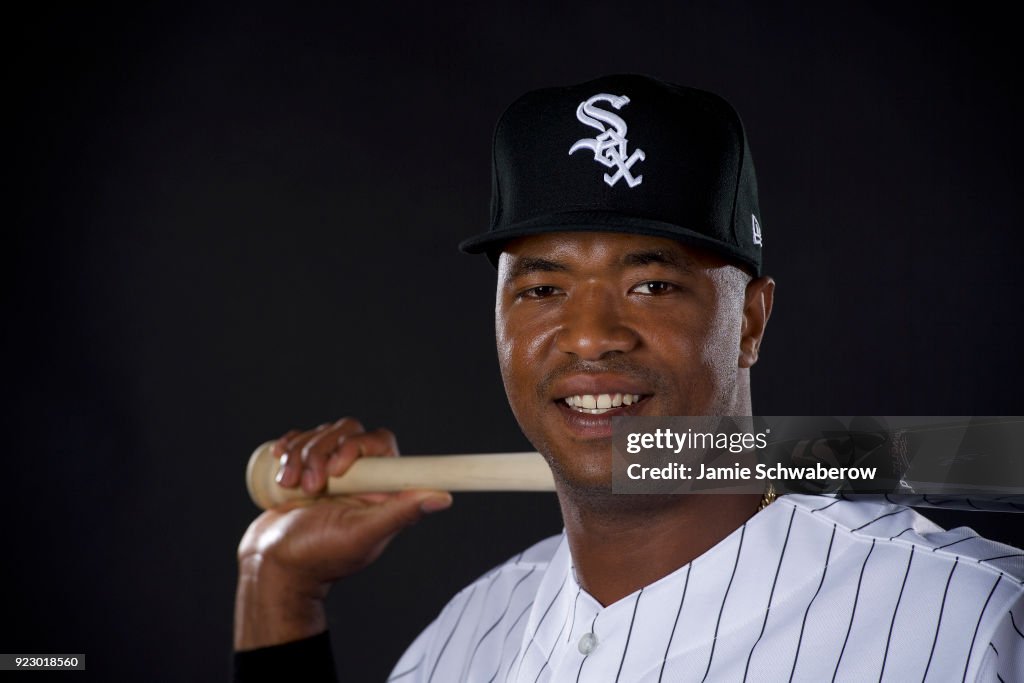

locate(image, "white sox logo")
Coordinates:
569 93 645 188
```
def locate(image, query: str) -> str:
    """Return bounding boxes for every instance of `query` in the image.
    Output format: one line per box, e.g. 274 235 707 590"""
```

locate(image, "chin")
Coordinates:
539 445 615 495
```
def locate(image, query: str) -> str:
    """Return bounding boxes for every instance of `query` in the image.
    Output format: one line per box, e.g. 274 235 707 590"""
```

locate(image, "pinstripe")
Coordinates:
743 506 796 682
878 545 914 682
575 615 598 683
700 524 747 683
933 535 974 552
504 601 534 641
575 654 586 683
464 568 537 675
961 572 1002 682
657 565 691 683
484 600 535 683
428 585 478 683
565 587 582 643
922 557 959 681
832 539 876 682
789 522 837 683
457 570 504 680
852 509 905 533
508 575 567 682
531 594 573 683
811 497 842 513
503 601 534 642
1010 610 1023 638
614 589 643 683
980 553 1024 563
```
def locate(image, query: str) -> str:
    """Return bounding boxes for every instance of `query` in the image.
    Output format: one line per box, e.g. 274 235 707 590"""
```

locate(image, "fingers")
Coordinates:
297 419 364 492
274 424 331 490
273 419 400 495
271 429 301 487
325 428 399 479
276 418 362 491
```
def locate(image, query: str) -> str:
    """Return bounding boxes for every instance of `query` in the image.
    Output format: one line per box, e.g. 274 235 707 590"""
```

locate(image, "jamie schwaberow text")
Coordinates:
626 462 879 481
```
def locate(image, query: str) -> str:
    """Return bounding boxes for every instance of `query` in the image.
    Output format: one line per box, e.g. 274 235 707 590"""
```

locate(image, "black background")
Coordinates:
5 2 1023 681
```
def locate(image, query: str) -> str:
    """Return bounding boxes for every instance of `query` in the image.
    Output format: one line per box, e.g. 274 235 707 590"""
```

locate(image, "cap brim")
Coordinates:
459 211 761 275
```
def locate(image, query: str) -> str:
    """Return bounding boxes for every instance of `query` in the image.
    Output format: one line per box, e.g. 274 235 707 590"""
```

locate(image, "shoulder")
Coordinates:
408 534 563 634
440 536 565 618
448 532 561 593
387 534 563 680
774 493 1024 606
779 493 1024 584
769 495 1023 680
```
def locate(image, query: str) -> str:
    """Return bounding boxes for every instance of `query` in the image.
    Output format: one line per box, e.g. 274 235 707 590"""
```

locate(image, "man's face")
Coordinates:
495 231 770 494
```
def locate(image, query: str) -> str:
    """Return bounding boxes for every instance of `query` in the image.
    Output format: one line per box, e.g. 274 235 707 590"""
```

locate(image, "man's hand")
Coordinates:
233 418 452 650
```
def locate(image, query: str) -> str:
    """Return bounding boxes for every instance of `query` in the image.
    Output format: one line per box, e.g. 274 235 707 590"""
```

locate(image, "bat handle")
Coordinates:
245 441 555 510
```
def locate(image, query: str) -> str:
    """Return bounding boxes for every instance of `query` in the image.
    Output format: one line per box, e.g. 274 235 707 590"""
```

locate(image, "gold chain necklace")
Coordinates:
757 482 777 512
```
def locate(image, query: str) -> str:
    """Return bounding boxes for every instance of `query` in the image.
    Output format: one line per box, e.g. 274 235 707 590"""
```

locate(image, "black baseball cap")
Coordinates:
459 74 764 275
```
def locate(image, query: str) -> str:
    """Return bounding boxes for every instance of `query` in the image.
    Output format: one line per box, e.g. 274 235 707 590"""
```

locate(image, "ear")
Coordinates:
739 276 775 368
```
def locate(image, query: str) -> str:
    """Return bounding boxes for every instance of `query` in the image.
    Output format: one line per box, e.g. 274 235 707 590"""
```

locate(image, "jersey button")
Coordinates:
578 632 598 655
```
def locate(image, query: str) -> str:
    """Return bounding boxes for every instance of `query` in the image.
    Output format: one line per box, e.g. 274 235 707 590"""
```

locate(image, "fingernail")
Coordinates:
420 494 453 514
275 467 286 484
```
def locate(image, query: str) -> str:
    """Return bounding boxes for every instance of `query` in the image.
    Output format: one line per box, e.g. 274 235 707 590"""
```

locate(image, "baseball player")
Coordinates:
233 75 1023 681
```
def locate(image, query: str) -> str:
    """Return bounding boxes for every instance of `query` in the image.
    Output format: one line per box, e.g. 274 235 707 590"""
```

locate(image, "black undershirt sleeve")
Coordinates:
232 630 338 683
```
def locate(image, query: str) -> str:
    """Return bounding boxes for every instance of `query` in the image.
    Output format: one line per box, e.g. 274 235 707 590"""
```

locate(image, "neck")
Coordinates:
555 383 761 605
558 491 761 606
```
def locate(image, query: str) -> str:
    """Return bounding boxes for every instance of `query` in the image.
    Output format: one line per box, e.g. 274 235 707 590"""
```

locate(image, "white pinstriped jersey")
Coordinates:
388 494 1023 682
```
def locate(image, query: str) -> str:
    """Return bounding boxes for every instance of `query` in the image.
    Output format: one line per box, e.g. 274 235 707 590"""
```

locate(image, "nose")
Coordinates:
555 286 639 360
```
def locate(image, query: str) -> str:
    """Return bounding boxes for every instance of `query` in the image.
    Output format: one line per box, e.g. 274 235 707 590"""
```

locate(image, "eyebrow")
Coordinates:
507 256 569 280
622 249 695 273
506 248 696 279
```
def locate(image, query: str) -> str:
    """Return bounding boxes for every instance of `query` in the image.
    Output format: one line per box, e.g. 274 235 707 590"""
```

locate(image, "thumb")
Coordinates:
353 490 453 541
412 490 455 514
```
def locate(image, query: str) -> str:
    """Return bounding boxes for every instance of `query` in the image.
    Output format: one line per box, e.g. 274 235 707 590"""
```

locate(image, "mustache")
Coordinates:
537 357 664 397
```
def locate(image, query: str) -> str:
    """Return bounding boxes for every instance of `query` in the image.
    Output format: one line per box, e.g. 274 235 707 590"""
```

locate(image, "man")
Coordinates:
233 75 1023 681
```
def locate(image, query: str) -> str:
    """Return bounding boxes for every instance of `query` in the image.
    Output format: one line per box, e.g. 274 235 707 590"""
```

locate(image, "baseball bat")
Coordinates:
246 441 555 510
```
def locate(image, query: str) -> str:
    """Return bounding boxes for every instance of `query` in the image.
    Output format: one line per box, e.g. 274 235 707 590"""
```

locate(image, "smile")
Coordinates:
562 393 643 414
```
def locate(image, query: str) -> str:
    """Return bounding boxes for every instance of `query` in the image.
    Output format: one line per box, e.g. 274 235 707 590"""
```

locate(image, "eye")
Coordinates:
518 285 560 300
631 281 676 295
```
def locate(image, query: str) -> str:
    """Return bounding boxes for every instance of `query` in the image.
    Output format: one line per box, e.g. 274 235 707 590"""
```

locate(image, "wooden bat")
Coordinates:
245 441 555 510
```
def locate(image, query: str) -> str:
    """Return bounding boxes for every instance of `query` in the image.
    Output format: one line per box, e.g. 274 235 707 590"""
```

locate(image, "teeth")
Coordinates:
563 394 641 413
